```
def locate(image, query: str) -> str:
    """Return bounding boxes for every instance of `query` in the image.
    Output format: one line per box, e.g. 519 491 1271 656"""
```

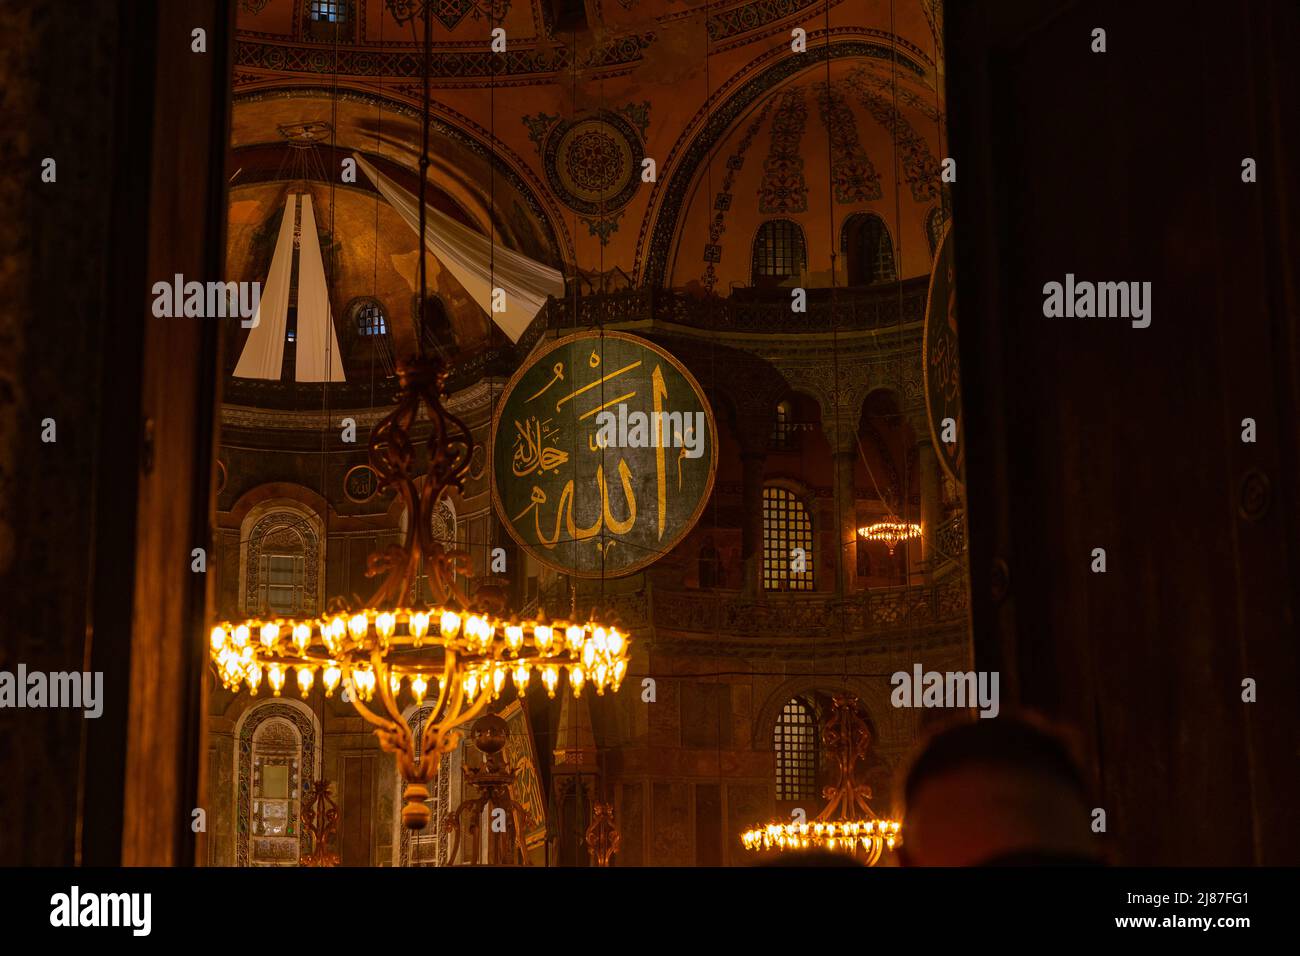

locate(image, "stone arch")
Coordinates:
752 675 885 751
639 38 934 288
238 495 326 616
392 703 463 867
233 697 321 866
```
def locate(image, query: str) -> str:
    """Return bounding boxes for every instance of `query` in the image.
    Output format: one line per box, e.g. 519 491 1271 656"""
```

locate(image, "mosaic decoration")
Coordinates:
500 700 548 848
236 703 317 867
758 87 808 214
640 40 929 287
522 111 561 152
843 70 941 203
848 65 943 124
384 0 511 30
616 100 651 141
706 0 825 43
580 209 626 246
814 81 881 204
236 32 655 80
539 110 645 216
702 101 775 290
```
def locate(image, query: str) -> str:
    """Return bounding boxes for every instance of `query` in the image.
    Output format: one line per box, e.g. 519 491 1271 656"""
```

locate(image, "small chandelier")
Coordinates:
858 518 922 555
741 695 902 865
211 358 630 830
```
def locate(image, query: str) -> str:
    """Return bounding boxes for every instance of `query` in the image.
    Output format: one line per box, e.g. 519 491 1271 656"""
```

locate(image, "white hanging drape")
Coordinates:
295 193 345 383
233 194 296 380
353 152 564 343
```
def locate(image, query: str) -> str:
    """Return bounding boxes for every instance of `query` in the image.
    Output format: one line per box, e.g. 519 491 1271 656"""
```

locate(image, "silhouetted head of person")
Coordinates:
898 713 1103 866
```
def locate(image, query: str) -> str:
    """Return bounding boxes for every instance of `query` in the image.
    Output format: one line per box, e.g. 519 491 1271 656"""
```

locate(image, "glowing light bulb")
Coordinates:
534 625 554 654
492 666 506 698
607 628 625 657
268 663 285 696
440 611 461 639
505 625 524 652
349 613 368 639
463 671 479 701
233 624 250 648
512 662 530 692
375 612 396 640
389 673 402 697
541 664 559 698
569 664 586 697
411 674 428 704
293 623 311 653
247 661 263 695
409 611 429 644
323 664 341 696
565 625 584 653
297 666 314 696
582 640 597 669
612 659 627 689
592 627 608 652
210 626 227 652
259 623 279 648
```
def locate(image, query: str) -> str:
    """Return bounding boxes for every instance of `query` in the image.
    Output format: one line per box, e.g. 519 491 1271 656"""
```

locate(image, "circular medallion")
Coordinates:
543 113 643 215
215 459 227 495
491 331 718 578
344 464 380 503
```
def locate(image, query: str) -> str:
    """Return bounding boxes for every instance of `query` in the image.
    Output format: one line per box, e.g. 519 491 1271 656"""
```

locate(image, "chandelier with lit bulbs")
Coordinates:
858 519 923 556
210 361 630 830
742 695 901 865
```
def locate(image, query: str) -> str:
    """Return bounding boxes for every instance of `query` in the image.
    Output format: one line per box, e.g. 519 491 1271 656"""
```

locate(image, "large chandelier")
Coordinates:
858 518 922 556
211 357 630 829
212 0 629 833
741 696 902 865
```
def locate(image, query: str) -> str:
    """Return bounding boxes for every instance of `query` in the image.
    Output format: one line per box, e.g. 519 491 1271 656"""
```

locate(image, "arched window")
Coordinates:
770 400 795 450
926 207 947 259
234 699 318 866
841 213 896 286
751 220 807 287
309 0 346 22
356 300 387 336
763 486 814 591
774 697 818 800
242 502 322 618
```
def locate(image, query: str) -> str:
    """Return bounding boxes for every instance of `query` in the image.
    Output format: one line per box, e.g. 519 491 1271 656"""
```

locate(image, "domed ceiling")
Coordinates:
227 0 947 373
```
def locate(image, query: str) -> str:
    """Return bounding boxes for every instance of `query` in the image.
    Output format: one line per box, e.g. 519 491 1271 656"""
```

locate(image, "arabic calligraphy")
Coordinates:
492 332 717 578
511 416 569 478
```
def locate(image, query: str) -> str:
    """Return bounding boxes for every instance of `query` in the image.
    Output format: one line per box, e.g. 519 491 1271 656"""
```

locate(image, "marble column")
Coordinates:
917 437 943 576
740 450 765 597
834 450 858 595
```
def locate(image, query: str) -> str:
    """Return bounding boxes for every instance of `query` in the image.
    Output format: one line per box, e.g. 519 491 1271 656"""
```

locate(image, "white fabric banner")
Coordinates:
295 193 346 383
353 152 564 343
233 194 296 380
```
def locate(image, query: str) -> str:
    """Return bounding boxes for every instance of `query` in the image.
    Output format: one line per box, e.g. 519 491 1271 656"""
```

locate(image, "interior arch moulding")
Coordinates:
636 33 941 289
230 86 575 269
